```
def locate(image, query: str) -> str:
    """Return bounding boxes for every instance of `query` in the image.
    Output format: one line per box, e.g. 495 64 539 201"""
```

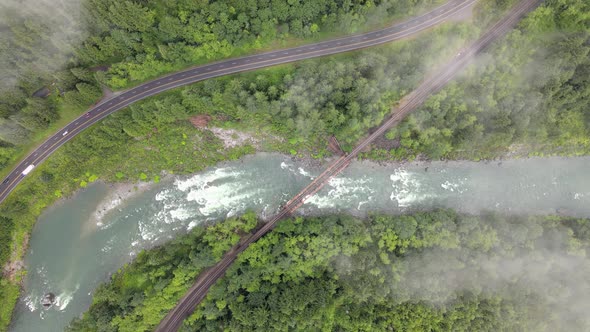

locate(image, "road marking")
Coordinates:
75 121 79 125
1 0 476 201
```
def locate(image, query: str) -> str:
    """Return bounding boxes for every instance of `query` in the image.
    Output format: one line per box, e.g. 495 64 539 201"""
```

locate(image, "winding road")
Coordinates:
0 0 478 203
154 0 542 331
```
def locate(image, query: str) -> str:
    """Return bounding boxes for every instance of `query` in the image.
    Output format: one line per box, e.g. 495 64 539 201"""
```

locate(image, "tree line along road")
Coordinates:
0 0 478 204
154 0 543 331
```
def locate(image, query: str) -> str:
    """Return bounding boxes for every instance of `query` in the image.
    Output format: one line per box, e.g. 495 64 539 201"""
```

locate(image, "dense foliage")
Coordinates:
369 0 590 160
0 1 445 326
0 0 439 165
68 210 590 331
81 0 441 89
1 0 588 329
0 6 472 297
0 94 255 331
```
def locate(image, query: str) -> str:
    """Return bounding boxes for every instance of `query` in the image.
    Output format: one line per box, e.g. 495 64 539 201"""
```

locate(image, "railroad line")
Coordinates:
155 0 542 330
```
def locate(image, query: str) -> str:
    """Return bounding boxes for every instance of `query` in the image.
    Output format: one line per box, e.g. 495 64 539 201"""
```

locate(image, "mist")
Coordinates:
276 20 474 142
335 216 590 330
0 0 86 92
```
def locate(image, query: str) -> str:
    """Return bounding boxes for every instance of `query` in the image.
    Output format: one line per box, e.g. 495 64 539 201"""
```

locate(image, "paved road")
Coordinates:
154 0 542 331
0 0 477 204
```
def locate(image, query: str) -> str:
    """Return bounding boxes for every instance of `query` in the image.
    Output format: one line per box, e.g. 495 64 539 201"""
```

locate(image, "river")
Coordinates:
9 153 590 331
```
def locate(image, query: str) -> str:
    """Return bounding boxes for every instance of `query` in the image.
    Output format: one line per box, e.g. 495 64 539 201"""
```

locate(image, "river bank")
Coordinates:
10 153 590 332
7 152 590 332
1 149 582 282
93 181 159 224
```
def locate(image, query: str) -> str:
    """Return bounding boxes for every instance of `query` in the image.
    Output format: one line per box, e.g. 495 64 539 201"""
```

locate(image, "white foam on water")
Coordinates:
139 221 156 241
280 161 291 170
100 238 115 253
357 200 369 210
298 167 314 179
153 201 180 225
187 221 198 230
389 169 424 208
172 166 258 218
54 284 79 311
55 294 72 311
174 167 243 192
36 265 48 282
24 295 37 312
260 204 273 220
155 189 172 201
137 168 260 242
96 216 118 230
169 208 192 221
226 208 238 219
305 177 374 209
440 179 466 193
186 182 252 217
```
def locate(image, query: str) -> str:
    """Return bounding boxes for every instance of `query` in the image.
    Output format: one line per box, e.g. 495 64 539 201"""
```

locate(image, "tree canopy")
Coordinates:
67 210 590 331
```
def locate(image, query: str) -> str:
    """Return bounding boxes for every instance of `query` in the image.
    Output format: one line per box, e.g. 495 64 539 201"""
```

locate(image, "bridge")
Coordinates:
155 0 542 330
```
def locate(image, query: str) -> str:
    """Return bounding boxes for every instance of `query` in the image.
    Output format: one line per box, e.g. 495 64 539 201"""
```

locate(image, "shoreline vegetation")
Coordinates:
69 151 590 228
67 210 590 331
0 0 588 330
8 151 586 329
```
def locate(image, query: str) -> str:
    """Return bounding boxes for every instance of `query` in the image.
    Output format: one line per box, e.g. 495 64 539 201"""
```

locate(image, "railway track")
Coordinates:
0 0 478 204
155 0 542 331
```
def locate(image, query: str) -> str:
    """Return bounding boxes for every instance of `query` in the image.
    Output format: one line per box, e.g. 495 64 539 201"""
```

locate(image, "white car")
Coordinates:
62 130 69 136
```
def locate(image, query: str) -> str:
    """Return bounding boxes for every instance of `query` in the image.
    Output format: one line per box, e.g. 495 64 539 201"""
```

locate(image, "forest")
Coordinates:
0 0 587 172
67 210 590 331
0 0 440 169
0 0 443 328
0 0 588 329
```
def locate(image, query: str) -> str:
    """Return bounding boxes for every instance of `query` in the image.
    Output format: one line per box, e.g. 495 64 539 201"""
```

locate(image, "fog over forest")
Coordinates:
375 221 590 331
0 0 85 92
1 0 588 330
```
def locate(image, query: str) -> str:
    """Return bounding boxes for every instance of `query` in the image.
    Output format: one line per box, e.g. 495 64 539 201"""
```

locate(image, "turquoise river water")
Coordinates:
10 153 590 331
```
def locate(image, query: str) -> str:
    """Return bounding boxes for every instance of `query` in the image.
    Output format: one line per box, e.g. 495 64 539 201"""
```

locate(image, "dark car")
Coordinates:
2 177 10 184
